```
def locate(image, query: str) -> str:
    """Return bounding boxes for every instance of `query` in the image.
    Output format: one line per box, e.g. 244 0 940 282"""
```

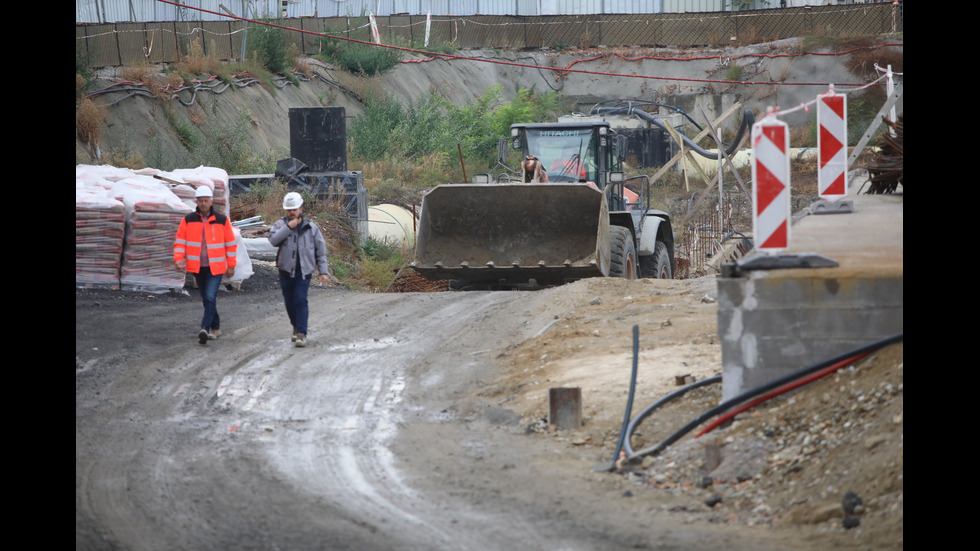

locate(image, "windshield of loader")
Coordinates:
525 127 597 183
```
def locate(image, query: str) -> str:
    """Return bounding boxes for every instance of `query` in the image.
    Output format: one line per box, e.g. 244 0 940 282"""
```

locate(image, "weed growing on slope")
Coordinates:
76 98 106 145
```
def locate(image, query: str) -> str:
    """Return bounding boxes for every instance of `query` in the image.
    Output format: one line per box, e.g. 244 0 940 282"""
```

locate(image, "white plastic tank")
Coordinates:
368 204 418 247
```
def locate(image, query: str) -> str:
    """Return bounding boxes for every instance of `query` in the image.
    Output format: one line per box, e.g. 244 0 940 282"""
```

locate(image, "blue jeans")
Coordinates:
194 267 223 331
279 271 311 335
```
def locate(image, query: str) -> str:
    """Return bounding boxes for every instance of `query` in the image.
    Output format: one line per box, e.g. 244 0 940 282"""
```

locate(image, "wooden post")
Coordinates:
549 387 582 430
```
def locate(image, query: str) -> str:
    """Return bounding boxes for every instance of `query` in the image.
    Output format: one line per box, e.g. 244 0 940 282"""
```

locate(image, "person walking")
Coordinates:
268 192 330 348
174 186 237 345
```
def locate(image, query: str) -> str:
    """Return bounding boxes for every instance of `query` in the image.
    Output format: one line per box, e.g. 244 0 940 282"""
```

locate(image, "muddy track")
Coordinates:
77 276 799 550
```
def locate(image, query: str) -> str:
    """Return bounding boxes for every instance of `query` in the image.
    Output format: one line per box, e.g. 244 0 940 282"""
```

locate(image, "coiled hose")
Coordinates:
592 104 755 161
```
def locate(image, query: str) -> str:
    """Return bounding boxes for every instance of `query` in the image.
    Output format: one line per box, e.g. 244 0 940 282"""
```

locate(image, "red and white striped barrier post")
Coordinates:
751 112 791 251
817 88 847 200
369 13 381 44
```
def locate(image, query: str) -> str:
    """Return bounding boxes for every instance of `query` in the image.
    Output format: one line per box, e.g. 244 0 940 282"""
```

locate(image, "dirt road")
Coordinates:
76 264 902 550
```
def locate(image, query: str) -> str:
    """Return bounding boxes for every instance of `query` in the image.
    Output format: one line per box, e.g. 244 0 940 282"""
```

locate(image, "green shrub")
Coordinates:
355 237 410 292
76 46 94 96
361 237 406 264
197 110 254 173
348 95 406 161
357 257 403 291
329 255 355 279
424 41 457 55
155 107 282 173
319 27 401 76
445 85 563 159
347 85 563 185
165 108 202 149
726 64 743 81
248 19 291 74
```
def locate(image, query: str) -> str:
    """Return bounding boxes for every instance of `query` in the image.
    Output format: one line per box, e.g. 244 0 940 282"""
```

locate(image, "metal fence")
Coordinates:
675 194 753 279
77 1 851 23
77 3 902 67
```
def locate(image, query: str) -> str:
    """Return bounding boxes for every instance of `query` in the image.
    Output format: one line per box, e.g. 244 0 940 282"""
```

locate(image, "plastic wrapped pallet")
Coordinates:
75 164 252 293
229 226 253 282
76 182 126 288
168 166 231 216
76 164 137 183
111 176 192 293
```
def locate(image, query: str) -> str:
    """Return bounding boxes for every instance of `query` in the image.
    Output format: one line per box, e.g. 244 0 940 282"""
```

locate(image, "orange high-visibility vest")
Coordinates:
174 209 237 275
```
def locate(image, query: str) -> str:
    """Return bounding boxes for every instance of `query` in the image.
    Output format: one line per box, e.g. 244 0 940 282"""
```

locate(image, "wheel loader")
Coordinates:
411 120 675 288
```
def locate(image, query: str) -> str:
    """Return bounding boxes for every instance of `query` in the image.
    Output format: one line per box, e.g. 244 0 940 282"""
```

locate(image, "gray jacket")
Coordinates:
269 216 329 278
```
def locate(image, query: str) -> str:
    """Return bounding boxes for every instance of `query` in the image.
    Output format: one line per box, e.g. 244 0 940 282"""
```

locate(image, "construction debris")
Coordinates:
864 113 903 194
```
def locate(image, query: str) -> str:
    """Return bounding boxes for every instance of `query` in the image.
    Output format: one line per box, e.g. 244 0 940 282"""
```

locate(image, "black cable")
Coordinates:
610 325 641 465
622 375 722 458
628 332 904 460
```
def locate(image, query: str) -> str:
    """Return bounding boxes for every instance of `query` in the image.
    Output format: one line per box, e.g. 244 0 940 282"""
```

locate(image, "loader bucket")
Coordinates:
413 183 611 286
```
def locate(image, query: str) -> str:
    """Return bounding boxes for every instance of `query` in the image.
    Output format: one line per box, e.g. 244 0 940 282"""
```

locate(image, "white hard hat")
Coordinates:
283 192 304 209
195 186 213 198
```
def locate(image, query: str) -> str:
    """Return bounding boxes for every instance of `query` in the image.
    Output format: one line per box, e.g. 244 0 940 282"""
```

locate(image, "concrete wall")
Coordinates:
717 270 903 401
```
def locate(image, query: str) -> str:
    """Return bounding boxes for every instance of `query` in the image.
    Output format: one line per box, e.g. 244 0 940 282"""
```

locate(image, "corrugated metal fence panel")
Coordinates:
168 1 224 21
600 0 662 14
307 0 361 17
78 0 706 22
661 0 725 13
76 0 100 22
476 1 531 16
76 0 239 23
554 0 595 15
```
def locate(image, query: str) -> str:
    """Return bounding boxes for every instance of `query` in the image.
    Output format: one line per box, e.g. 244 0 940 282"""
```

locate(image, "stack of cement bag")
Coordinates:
76 176 127 288
113 174 193 291
75 165 252 292
167 166 232 215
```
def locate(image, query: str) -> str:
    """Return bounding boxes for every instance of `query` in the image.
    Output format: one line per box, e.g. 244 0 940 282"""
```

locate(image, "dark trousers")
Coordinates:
279 271 312 334
194 266 223 331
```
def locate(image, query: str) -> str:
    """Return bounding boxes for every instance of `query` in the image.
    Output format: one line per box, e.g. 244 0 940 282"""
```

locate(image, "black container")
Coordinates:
289 107 347 172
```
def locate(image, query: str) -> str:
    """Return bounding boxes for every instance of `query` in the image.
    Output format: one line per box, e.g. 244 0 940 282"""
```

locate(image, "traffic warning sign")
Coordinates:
752 116 791 251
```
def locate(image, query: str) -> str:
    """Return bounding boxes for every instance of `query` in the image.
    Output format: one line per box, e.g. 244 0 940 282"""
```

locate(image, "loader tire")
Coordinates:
610 226 637 280
640 241 672 279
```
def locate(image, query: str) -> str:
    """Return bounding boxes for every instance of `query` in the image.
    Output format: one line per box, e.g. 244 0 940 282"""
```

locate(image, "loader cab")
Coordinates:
508 122 625 187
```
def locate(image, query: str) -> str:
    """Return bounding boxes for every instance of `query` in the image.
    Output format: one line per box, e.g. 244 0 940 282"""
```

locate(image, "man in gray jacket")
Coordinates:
268 192 330 347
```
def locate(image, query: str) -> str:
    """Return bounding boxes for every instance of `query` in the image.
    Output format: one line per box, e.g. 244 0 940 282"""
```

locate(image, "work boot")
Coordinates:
198 329 209 345
208 329 221 340
295 333 307 348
